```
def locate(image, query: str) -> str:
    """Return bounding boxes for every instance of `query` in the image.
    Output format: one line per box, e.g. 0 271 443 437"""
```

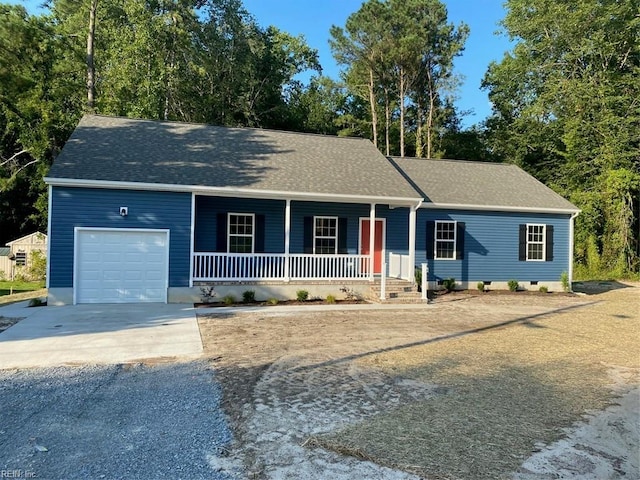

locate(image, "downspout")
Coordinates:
568 211 580 290
46 185 52 290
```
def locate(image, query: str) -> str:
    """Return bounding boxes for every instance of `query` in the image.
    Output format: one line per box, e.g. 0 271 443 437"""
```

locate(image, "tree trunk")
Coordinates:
368 66 378 148
86 0 98 110
426 91 435 159
399 67 405 157
384 86 390 156
416 101 424 158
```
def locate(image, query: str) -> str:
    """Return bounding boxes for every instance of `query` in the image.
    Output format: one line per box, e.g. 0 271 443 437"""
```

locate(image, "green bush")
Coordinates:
539 285 549 294
28 250 47 281
560 271 570 292
442 278 456 292
266 297 278 305
507 280 519 292
242 290 256 303
28 298 46 307
415 267 423 292
326 294 336 304
296 290 309 302
476 281 485 292
222 294 236 305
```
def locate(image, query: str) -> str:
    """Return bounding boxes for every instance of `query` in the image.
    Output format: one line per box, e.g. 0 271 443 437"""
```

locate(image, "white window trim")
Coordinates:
434 220 457 260
227 212 255 254
313 216 338 255
526 223 546 262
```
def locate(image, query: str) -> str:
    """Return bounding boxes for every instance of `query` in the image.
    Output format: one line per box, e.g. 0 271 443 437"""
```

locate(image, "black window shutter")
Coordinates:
255 215 265 253
426 221 435 259
216 213 228 252
338 217 348 254
545 225 554 262
303 216 313 254
518 224 527 261
456 222 465 260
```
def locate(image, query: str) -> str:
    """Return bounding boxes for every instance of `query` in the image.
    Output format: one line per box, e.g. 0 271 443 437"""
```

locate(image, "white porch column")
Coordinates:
408 205 417 284
284 199 291 281
369 203 376 281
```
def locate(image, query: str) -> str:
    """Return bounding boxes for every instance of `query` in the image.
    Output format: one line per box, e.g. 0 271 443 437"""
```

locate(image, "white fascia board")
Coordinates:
420 201 580 215
43 177 422 206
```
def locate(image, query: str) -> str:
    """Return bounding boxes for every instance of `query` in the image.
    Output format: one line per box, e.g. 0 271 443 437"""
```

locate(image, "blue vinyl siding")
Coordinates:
376 205 410 265
414 209 570 282
195 198 406 256
290 201 370 254
194 197 285 252
49 187 191 288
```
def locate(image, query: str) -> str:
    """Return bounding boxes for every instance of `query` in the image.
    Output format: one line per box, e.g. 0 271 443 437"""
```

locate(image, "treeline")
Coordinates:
0 0 638 278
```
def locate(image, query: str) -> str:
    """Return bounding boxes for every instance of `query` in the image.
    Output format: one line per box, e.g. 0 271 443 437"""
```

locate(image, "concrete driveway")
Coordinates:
0 302 202 369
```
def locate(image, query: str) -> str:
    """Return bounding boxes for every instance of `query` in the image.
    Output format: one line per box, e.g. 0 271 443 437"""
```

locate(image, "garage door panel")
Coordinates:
76 230 168 304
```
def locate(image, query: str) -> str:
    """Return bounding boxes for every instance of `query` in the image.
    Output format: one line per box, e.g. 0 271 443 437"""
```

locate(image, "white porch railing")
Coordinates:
192 253 371 281
389 252 413 281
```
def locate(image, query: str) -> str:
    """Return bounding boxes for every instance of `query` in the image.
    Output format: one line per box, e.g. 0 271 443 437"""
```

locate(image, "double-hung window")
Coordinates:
435 221 456 259
526 224 545 261
314 217 338 254
228 213 254 253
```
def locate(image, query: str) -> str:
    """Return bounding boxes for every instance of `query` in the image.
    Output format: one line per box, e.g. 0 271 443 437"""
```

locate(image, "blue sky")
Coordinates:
10 0 513 128
243 0 513 127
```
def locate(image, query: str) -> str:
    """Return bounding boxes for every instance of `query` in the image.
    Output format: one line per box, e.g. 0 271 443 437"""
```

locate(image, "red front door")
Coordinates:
360 219 384 274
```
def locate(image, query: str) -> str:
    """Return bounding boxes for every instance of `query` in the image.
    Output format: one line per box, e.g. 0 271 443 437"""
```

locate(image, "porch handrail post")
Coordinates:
369 203 376 281
421 263 428 300
284 199 291 281
380 262 387 300
409 205 417 285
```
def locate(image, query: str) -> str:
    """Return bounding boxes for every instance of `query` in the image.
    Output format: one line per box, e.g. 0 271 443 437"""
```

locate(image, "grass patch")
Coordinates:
0 281 45 297
318 287 640 479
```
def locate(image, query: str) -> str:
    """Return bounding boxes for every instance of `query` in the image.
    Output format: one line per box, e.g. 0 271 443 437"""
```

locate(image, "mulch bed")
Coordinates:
195 299 368 308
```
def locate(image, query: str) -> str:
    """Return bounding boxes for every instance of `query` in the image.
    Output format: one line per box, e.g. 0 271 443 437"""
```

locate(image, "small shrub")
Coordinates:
242 290 256 303
560 271 570 292
476 281 485 292
539 285 549 294
222 294 236 306
415 267 423 292
507 279 519 292
442 278 456 292
266 297 278 305
296 290 309 302
28 297 46 307
326 294 336 304
340 285 362 301
199 286 217 304
28 250 47 281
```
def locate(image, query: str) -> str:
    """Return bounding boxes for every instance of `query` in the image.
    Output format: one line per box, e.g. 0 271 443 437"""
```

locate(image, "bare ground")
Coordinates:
198 283 639 479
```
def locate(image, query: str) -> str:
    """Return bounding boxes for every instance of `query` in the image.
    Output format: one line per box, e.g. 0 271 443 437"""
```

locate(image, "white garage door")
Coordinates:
76 229 169 304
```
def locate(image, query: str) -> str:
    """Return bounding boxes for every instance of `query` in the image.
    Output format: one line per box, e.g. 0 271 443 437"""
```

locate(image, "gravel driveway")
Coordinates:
0 361 234 480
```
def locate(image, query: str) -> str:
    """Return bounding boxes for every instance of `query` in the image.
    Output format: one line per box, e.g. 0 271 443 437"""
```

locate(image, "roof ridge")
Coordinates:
389 155 513 167
84 114 370 142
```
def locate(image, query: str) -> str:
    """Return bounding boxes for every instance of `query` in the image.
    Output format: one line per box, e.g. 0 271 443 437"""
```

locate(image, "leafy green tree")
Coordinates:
483 0 640 276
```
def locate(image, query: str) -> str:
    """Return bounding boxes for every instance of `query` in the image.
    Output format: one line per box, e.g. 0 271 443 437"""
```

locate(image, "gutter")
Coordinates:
43 177 421 207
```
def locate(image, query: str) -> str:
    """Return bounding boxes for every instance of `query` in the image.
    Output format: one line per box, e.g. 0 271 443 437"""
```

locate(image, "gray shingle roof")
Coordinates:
47 115 420 201
390 157 578 213
0 247 9 256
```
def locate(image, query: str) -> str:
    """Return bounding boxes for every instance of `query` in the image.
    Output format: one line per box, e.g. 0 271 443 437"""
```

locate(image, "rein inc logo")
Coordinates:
1 471 37 478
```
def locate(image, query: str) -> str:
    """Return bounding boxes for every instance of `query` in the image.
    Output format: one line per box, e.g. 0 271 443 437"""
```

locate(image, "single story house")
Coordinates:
0 232 47 280
44 115 579 304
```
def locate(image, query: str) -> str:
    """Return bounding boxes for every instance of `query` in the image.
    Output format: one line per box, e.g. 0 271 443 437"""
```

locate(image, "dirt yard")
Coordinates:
198 283 640 479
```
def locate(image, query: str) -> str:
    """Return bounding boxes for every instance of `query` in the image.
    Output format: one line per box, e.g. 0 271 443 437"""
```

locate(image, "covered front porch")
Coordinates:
188 194 419 284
